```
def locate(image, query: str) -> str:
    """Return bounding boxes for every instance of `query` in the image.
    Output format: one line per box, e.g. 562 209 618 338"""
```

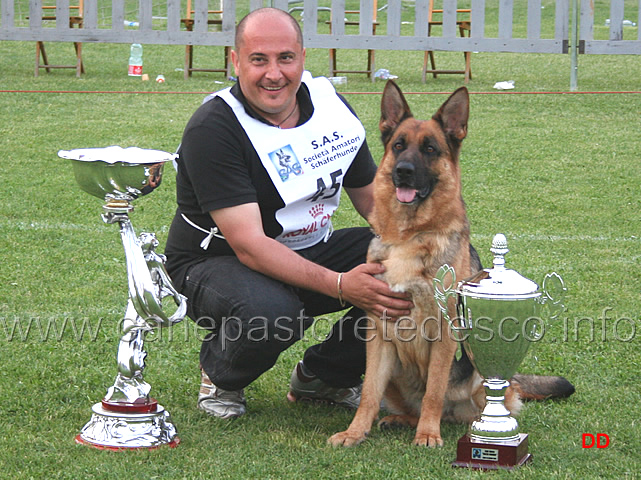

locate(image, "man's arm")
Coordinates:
211 202 412 319
345 183 375 221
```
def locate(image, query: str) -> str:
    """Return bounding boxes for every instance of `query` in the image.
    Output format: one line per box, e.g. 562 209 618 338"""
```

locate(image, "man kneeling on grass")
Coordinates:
164 8 412 418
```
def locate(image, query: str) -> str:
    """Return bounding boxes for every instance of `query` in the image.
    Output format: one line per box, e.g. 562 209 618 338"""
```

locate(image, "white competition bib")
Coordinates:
216 72 365 249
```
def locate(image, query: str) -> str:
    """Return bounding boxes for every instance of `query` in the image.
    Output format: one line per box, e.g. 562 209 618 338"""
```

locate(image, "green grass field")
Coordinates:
1 2 641 478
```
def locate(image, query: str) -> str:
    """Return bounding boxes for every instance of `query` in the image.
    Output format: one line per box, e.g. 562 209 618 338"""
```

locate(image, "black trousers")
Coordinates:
181 227 374 391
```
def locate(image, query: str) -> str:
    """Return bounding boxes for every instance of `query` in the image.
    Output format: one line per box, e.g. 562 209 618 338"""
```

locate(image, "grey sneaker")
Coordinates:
287 361 361 409
198 368 246 419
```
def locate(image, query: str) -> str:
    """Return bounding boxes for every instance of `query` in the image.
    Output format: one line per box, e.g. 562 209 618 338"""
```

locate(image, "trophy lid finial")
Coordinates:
491 233 509 269
458 233 539 297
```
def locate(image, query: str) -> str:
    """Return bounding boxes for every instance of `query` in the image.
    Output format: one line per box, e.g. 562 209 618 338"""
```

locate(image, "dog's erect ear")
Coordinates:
379 80 413 146
433 87 469 143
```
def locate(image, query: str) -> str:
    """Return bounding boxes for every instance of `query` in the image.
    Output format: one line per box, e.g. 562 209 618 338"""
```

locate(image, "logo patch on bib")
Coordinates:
268 145 303 182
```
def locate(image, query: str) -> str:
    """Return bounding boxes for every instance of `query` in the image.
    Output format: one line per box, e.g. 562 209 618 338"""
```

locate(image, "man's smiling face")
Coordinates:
231 10 305 125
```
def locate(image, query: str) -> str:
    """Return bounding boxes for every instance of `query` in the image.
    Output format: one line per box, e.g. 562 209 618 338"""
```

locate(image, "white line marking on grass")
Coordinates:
472 233 639 243
3 220 635 243
5 220 169 234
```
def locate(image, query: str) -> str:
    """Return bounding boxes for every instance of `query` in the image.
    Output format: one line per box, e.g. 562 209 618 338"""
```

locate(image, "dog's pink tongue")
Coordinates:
396 187 417 203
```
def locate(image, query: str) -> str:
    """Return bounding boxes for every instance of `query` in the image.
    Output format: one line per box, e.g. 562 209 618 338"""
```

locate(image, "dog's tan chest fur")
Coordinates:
370 239 430 293
367 233 459 409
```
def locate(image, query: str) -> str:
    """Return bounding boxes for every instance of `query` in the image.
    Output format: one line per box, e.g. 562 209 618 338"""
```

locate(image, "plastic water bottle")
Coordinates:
128 43 143 77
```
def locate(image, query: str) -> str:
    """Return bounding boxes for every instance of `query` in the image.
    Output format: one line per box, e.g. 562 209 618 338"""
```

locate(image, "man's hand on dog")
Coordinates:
341 263 413 320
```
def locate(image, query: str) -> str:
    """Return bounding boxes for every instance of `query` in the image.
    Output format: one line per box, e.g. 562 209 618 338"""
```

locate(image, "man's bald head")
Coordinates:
235 8 303 52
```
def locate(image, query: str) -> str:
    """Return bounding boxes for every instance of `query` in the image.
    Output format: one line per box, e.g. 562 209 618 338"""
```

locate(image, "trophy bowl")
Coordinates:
434 233 565 469
457 270 541 383
58 146 175 204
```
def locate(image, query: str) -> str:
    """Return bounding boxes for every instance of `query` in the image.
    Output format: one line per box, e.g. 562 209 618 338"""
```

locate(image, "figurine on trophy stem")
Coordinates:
102 302 153 406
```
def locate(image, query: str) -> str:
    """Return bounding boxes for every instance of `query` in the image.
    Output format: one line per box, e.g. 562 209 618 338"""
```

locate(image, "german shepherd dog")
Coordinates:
328 81 574 448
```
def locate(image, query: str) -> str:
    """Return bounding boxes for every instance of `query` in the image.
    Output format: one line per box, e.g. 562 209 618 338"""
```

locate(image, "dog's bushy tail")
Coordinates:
510 374 575 401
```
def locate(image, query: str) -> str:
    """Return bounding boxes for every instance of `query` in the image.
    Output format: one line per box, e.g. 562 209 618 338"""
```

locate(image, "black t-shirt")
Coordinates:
165 79 377 288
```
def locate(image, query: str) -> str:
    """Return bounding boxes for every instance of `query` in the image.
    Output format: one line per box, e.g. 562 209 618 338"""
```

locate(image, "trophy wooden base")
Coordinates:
452 433 532 470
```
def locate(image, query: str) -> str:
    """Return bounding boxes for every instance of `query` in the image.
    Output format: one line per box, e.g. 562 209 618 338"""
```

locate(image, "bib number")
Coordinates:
306 169 343 202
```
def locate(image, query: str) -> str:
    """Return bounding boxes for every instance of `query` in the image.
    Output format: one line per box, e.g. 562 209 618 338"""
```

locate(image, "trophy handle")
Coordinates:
540 272 566 320
141 233 188 327
434 265 465 340
118 217 165 326
111 215 186 328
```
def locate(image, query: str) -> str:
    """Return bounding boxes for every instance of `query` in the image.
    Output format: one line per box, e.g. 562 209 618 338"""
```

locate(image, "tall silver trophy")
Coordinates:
434 234 565 469
59 146 187 450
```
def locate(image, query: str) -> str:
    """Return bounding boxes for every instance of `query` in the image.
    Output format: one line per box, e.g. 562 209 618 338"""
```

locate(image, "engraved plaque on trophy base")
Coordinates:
452 433 532 470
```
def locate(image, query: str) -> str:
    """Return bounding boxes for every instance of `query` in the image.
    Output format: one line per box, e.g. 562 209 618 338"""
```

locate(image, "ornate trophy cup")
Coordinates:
434 234 565 470
59 146 187 449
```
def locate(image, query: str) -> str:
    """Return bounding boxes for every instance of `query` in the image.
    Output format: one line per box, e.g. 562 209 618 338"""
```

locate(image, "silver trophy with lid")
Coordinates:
60 146 187 449
434 233 565 469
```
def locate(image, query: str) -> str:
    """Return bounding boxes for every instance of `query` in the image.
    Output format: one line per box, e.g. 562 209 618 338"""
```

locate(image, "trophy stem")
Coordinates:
76 299 180 450
470 379 519 442
76 206 184 450
453 377 531 470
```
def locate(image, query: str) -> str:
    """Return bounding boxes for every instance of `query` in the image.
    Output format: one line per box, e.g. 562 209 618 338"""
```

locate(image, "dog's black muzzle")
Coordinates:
392 160 437 204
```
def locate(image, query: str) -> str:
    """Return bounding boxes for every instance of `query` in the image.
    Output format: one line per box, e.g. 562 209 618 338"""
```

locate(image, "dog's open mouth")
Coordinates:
396 187 418 203
395 185 431 204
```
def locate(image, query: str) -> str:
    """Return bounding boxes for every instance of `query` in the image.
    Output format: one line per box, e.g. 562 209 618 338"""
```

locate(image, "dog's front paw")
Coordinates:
413 432 443 447
328 430 368 447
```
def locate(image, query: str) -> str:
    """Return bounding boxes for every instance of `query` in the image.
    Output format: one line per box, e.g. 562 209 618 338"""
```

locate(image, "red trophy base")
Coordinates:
102 398 159 413
452 433 532 470
74 434 180 451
